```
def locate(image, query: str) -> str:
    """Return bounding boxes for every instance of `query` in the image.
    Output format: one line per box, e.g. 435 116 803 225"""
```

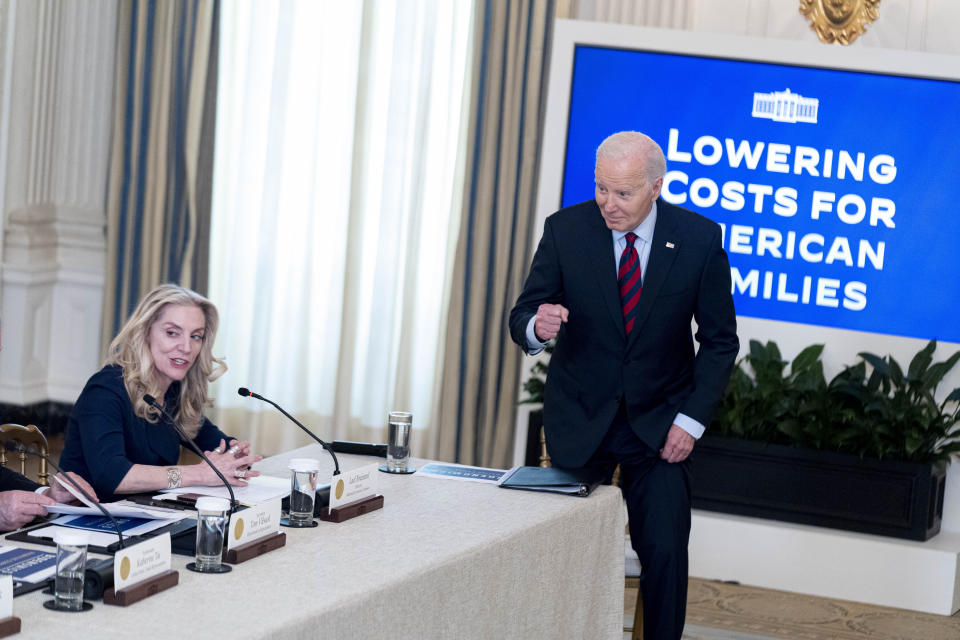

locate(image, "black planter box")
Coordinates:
691 435 947 541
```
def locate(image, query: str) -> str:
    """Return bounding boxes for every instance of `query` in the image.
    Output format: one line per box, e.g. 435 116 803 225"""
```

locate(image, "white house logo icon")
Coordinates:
752 88 818 123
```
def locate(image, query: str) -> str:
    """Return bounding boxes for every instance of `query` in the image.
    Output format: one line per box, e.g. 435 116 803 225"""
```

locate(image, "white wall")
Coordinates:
527 1 960 533
0 0 116 405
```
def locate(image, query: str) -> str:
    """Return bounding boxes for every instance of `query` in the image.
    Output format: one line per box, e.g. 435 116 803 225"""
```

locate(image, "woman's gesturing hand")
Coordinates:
202 439 263 486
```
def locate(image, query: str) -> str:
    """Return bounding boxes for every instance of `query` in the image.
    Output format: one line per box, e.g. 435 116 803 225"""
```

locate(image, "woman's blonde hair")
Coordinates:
105 284 227 437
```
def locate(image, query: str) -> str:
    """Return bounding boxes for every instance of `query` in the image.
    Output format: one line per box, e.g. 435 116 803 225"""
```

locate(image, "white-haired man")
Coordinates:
510 131 739 639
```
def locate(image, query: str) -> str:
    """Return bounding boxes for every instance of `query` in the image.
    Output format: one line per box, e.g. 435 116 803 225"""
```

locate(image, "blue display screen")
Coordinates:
562 45 960 343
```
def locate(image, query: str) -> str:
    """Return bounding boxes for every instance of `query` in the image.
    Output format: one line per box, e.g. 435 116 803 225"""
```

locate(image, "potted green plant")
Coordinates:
520 339 960 540
697 339 960 540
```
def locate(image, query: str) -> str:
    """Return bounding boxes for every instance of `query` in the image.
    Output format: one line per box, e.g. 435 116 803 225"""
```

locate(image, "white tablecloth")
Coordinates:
10 445 625 639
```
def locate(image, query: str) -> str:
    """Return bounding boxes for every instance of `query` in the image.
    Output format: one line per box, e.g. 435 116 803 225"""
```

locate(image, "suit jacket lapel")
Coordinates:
628 199 680 348
583 203 626 340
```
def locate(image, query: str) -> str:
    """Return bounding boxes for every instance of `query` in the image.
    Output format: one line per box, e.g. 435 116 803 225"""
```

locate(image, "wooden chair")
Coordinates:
0 423 50 486
539 427 643 639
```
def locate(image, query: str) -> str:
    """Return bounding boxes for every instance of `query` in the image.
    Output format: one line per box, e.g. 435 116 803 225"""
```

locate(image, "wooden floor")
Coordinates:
624 578 960 639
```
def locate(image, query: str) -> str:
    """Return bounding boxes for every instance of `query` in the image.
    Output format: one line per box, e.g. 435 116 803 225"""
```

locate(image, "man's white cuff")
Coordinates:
525 315 548 355
674 413 705 439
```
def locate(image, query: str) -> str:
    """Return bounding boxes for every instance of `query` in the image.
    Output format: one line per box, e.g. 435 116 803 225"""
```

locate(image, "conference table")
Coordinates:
8 445 626 639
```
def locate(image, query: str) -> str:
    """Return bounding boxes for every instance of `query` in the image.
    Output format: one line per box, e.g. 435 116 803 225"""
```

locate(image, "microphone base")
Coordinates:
83 557 114 599
331 440 388 457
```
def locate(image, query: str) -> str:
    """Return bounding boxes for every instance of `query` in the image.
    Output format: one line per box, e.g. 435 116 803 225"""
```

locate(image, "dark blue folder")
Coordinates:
500 466 604 497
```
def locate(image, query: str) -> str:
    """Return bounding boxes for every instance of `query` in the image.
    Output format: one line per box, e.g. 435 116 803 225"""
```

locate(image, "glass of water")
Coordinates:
383 411 415 473
287 458 320 526
53 530 88 610
192 497 231 573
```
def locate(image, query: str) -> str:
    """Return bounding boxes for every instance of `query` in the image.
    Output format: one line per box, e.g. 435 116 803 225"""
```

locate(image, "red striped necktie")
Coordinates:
618 232 641 335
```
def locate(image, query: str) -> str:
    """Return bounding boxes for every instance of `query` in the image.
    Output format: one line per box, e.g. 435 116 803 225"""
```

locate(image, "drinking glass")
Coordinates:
53 530 88 611
193 497 231 572
288 458 320 526
383 411 415 473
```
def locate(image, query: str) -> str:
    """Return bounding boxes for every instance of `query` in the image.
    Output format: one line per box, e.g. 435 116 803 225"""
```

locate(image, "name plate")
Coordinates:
329 462 379 510
0 574 11 619
114 533 171 592
228 499 281 551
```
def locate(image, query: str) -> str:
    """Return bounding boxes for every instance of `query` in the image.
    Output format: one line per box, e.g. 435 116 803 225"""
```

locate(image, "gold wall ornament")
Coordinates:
800 0 881 45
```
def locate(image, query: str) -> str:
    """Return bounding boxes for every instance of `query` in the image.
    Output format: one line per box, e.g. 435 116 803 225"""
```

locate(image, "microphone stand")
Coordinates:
237 387 340 475
4 442 125 550
143 395 238 515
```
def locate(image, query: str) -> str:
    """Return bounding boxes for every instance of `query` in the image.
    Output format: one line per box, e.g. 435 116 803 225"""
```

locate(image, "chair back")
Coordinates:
0 423 50 486
539 426 552 467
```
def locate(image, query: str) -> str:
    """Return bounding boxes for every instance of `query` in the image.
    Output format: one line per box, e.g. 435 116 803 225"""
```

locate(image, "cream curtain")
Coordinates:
569 0 692 26
435 1 569 467
434 0 694 468
102 0 219 348
208 0 474 456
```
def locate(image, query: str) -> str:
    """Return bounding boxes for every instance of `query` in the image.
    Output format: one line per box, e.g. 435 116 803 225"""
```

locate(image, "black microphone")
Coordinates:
4 442 125 550
143 395 238 514
238 387 340 475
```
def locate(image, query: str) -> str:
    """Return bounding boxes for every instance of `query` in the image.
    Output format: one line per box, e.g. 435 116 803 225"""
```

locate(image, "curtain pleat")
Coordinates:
579 0 692 28
436 0 561 467
102 0 219 350
208 1 473 457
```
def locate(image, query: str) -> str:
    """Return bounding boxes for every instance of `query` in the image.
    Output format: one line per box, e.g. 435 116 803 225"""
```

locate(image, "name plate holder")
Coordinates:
318 494 384 523
222 531 286 564
320 463 383 523
0 617 19 638
222 500 285 564
102 570 179 607
103 533 177 607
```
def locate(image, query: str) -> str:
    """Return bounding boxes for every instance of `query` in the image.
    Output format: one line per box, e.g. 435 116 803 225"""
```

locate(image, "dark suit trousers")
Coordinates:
580 400 691 640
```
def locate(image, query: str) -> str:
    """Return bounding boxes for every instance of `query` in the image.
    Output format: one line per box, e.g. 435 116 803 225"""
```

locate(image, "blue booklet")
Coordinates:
416 463 509 483
0 546 58 583
57 515 151 532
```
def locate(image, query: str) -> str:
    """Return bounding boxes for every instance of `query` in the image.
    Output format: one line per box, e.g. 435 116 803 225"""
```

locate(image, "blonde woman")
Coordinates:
59 284 261 501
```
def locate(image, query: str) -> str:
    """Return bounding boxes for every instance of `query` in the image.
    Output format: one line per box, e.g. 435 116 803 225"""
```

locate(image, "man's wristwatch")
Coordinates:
167 466 182 490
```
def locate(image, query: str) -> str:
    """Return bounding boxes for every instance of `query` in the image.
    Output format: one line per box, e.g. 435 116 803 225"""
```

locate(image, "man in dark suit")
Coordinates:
509 131 738 639
0 466 98 531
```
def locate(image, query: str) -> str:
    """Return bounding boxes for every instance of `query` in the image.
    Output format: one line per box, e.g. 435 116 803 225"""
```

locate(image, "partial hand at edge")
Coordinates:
660 424 695 464
0 490 54 532
46 472 99 504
